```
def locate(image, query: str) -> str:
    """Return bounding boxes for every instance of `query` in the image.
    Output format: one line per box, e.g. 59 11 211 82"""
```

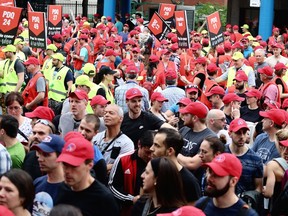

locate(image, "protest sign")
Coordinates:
0 0 15 7
47 5 62 37
174 10 190 48
158 3 176 27
206 11 224 47
0 6 22 45
148 12 171 41
28 11 47 49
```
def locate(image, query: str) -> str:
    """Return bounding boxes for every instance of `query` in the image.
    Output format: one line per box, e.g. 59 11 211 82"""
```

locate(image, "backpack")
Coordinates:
238 190 263 214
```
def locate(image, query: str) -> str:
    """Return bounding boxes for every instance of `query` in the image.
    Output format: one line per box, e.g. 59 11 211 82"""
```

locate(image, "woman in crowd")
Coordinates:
196 137 225 195
5 92 32 144
132 157 186 215
0 169 35 216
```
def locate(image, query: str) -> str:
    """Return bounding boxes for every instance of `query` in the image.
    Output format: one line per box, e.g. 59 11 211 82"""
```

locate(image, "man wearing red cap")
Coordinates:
59 90 89 137
72 34 93 78
115 66 149 113
254 48 269 88
205 85 225 110
196 153 258 215
258 66 280 105
240 89 262 123
225 118 263 195
265 43 288 68
252 109 284 165
55 135 119 216
177 102 216 171
22 57 48 112
121 88 173 146
232 25 243 42
90 95 110 132
229 70 248 98
222 93 244 124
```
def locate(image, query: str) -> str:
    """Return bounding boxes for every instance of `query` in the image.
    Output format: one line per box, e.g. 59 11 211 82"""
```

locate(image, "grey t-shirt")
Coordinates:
36 76 46 92
59 112 82 137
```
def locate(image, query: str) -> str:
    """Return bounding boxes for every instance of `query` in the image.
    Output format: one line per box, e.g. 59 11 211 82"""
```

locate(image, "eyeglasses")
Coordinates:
214 117 226 122
7 106 21 111
35 119 55 133
185 84 198 89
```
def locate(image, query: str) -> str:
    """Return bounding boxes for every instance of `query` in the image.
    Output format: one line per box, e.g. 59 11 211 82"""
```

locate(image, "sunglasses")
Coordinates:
35 119 55 133
185 84 198 89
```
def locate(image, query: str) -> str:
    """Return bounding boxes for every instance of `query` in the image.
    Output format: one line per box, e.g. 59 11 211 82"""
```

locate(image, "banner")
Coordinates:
47 5 62 37
0 6 22 45
206 11 224 47
174 11 190 48
148 12 171 41
158 3 176 27
0 0 15 7
28 11 47 49
27 1 34 12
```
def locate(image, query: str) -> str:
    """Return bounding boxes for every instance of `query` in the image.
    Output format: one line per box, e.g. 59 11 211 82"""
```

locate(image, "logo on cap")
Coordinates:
215 155 225 162
237 119 244 125
43 136 52 142
66 143 76 152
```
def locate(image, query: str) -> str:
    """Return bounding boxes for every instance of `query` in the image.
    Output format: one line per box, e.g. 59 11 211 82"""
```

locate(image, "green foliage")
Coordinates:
195 3 227 28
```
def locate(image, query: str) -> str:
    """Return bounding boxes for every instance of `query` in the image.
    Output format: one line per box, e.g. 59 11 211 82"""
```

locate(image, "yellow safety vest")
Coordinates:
16 51 26 61
0 60 6 93
42 57 55 85
48 66 70 102
99 82 114 104
3 58 19 93
227 66 252 87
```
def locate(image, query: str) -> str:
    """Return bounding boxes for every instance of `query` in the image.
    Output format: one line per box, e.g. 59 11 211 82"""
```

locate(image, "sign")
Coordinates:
158 3 176 27
206 11 224 47
148 12 172 41
0 6 22 45
28 11 47 49
174 11 190 48
250 0 260 7
47 5 62 37
27 1 34 12
0 0 15 7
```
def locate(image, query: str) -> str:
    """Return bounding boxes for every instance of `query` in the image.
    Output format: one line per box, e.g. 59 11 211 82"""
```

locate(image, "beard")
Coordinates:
236 83 244 91
205 179 230 198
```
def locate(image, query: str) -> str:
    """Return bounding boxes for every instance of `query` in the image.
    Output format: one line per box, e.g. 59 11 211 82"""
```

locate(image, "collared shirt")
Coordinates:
0 144 11 174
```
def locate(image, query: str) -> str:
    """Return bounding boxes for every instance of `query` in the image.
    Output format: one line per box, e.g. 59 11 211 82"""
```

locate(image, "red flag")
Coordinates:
27 1 34 12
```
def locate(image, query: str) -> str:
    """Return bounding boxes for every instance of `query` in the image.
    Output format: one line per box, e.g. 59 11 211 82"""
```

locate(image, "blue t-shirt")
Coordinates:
93 144 103 164
195 197 258 216
225 146 263 194
251 132 280 164
32 175 63 216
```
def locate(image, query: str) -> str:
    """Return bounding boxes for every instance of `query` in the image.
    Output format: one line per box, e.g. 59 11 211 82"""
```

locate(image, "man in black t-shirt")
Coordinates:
56 135 119 216
121 88 173 147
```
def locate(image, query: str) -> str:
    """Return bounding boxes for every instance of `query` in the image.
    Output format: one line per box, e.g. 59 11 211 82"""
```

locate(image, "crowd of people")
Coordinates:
0 10 288 216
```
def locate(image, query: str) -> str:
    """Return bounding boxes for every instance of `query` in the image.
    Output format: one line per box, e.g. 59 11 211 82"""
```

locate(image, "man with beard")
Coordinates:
195 153 258 216
121 88 173 147
48 53 73 114
22 119 56 180
225 118 263 195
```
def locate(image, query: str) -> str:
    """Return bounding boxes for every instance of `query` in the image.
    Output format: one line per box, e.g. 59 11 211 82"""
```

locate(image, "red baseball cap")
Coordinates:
203 153 242 179
78 34 88 40
137 18 144 23
245 89 261 99
105 49 117 57
259 109 286 126
126 88 143 99
166 32 176 39
132 47 141 53
223 31 230 36
229 118 249 132
265 101 281 109
161 40 169 45
274 62 288 71
260 41 267 47
90 95 110 106
205 85 225 97
69 89 88 101
126 65 139 74
171 43 179 51
216 46 225 55
280 140 288 147
233 70 248 82
161 49 171 55
231 42 244 50
52 33 62 40
196 57 207 65
149 55 159 63
258 66 273 77
81 28 89 34
121 59 132 66
224 41 232 51
222 93 245 104
157 206 205 216
107 16 112 21
57 137 94 166
226 24 232 28
185 84 199 94
207 63 219 73
25 106 55 122
151 92 168 102
272 43 283 49
233 25 239 30
106 41 115 49
124 39 136 45
23 57 40 65
97 24 106 30
256 35 263 41
202 38 209 46
129 30 139 37
165 68 177 80
171 36 178 43
179 101 208 118
177 98 191 106
191 43 202 50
